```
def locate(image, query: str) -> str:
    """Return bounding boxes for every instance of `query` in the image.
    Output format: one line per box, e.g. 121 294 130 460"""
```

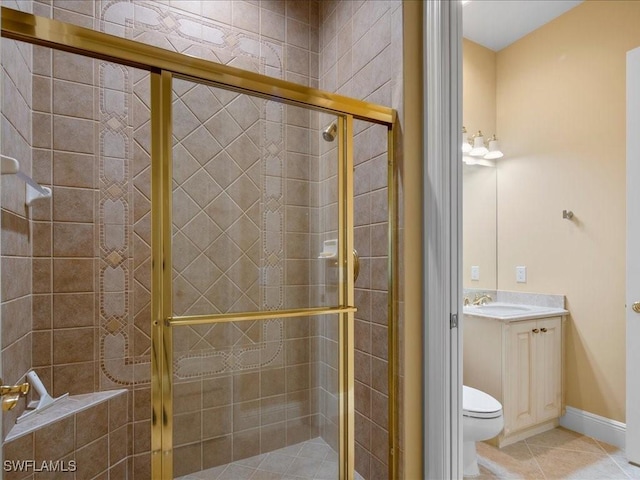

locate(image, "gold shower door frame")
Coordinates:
0 7 397 480
153 70 359 479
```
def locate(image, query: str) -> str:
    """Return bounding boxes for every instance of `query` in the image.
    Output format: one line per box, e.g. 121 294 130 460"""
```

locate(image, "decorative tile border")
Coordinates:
97 1 286 386
173 320 283 379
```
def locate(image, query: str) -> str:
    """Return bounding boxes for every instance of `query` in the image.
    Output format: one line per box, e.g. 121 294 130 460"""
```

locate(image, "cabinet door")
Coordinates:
535 317 562 422
505 321 537 434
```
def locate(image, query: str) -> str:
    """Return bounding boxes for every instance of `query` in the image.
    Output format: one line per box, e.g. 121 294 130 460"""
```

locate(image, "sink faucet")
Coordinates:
472 293 492 305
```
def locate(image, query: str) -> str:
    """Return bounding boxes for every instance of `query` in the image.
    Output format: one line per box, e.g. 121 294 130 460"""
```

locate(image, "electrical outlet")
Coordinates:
516 266 527 283
471 266 480 281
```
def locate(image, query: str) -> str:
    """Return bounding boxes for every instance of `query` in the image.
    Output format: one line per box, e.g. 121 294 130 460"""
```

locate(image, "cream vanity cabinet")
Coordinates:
464 312 565 447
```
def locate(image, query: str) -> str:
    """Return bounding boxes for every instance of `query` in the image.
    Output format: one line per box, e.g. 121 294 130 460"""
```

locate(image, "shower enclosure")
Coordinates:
1 7 396 479
161 76 357 479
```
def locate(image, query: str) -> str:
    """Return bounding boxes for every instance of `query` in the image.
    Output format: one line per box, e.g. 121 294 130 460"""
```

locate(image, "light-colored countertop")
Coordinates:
463 302 568 322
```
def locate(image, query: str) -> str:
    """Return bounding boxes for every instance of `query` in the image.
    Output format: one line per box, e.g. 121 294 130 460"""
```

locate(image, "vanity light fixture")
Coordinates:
484 134 504 160
462 128 504 160
462 126 472 153
470 131 489 157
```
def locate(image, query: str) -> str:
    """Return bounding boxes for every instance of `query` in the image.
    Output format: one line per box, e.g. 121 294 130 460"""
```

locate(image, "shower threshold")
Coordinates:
176 436 366 480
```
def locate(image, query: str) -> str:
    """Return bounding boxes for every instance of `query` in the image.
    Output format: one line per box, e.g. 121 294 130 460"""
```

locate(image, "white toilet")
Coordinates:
463 385 504 477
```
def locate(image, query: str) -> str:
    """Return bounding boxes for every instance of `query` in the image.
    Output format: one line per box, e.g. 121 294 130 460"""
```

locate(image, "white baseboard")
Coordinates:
560 406 626 450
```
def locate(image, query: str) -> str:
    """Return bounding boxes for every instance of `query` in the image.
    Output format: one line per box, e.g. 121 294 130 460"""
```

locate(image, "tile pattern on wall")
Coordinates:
313 112 340 453
1 0 319 476
27 41 100 401
89 2 330 394
1 29 33 437
170 314 328 478
96 0 292 389
0 1 371 478
319 1 403 478
99 58 144 389
96 1 321 477
2 391 129 480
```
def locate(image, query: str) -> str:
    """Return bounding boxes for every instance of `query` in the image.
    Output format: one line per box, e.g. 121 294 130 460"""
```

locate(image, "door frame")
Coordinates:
626 45 640 466
423 1 463 479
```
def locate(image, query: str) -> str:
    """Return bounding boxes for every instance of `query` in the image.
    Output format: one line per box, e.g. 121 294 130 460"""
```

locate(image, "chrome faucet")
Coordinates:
472 293 492 306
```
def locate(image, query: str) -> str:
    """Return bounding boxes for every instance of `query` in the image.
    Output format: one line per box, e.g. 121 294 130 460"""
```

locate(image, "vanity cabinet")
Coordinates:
505 317 562 437
463 314 564 447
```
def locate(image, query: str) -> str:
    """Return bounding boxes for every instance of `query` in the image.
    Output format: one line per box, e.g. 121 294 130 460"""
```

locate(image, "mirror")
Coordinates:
462 38 498 291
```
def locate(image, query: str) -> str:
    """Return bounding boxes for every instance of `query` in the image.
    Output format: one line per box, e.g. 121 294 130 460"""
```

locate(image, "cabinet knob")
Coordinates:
532 328 540 333
541 327 548 333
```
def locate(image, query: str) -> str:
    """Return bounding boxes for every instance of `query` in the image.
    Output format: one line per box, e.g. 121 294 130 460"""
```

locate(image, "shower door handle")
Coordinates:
353 249 360 282
0 379 29 411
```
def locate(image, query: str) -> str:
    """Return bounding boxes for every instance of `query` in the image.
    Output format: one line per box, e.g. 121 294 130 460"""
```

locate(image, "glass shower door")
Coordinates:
151 73 356 479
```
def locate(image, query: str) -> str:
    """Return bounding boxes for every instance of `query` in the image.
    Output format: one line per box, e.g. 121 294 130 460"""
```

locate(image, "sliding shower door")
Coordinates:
151 72 356 479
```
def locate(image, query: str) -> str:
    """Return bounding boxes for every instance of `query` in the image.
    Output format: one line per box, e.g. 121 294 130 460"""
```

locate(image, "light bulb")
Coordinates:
461 127 472 153
469 131 488 157
484 136 503 160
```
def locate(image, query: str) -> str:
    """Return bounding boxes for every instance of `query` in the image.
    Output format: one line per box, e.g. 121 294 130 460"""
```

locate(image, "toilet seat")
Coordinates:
463 385 502 419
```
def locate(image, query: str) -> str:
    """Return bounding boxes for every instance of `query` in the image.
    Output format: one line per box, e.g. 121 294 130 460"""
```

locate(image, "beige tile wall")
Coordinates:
169 88 329 477
29 43 98 400
1 0 34 438
319 2 403 478
1 2 404 478
7 0 323 478
2 392 129 480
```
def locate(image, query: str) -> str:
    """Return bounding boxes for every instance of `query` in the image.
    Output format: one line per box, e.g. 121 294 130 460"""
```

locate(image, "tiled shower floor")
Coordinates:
176 437 365 480
469 427 640 479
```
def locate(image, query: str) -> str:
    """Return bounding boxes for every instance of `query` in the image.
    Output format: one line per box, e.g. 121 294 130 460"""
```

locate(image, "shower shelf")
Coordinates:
5 389 127 443
1 154 52 206
318 239 338 259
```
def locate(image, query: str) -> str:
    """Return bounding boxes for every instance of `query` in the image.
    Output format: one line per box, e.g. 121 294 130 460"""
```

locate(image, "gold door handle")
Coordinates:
353 249 360 282
633 302 640 313
0 380 29 412
540 328 548 333
0 383 30 396
532 328 540 334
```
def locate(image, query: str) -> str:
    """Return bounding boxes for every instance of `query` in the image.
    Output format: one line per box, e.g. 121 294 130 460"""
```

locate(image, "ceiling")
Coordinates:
463 0 584 51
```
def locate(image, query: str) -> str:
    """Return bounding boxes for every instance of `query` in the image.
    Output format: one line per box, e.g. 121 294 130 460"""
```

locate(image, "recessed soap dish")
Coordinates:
318 239 337 259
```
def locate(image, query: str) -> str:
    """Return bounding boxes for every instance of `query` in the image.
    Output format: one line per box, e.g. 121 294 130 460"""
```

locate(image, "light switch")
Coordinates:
516 266 527 283
471 266 480 281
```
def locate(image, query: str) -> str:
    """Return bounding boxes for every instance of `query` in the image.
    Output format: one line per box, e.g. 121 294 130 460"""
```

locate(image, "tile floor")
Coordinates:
471 427 640 479
176 437 365 480
177 427 640 479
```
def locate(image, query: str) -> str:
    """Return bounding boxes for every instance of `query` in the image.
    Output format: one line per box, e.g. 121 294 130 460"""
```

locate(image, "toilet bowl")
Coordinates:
463 385 504 477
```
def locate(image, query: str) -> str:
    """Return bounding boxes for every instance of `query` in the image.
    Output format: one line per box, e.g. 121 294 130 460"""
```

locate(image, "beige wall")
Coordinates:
463 39 497 290
496 0 640 422
463 39 496 135
401 2 423 477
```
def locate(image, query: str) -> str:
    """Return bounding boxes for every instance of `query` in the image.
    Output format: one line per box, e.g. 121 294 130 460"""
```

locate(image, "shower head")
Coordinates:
322 122 337 142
